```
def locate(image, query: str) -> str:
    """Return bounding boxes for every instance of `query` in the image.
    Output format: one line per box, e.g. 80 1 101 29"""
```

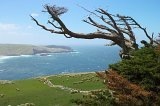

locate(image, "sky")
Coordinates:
0 0 160 46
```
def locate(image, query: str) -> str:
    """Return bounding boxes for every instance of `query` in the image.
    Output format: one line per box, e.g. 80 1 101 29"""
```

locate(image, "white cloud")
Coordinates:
27 25 33 29
0 23 38 44
0 23 34 37
31 13 39 17
0 23 19 31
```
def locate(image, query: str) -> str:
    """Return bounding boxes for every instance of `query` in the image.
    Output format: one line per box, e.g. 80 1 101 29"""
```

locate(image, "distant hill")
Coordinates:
0 44 73 56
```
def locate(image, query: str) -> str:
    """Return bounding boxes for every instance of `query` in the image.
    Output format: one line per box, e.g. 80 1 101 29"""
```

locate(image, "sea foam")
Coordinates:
0 55 32 63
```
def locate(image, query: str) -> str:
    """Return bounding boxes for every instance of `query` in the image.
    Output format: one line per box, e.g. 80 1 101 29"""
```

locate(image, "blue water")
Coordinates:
0 46 120 80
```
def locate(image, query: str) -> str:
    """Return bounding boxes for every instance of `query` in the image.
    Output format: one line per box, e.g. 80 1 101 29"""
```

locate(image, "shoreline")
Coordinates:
0 71 99 81
32 71 97 80
0 50 77 60
37 71 97 78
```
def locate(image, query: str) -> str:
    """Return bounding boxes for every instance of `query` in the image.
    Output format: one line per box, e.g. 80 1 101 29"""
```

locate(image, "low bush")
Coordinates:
110 47 160 92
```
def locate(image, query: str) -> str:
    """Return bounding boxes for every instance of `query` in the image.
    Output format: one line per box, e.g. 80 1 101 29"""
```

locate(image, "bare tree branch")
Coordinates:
31 15 65 34
76 4 101 18
118 15 136 43
123 16 158 44
97 9 123 36
48 20 61 29
83 17 118 34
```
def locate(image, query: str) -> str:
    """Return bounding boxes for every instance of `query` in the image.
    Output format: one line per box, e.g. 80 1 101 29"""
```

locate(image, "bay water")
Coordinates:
0 46 120 80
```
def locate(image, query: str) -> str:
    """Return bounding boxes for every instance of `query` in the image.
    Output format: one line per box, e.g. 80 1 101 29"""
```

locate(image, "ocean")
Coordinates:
0 46 120 80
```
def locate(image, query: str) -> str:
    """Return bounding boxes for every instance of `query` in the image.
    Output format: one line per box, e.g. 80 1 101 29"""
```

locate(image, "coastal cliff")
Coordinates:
0 44 73 56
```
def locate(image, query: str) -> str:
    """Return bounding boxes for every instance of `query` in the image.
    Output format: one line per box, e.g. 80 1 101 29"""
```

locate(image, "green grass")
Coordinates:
0 73 105 106
49 73 106 91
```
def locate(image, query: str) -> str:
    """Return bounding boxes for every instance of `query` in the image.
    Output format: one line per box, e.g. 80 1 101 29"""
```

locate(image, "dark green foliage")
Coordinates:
110 47 160 92
71 90 115 106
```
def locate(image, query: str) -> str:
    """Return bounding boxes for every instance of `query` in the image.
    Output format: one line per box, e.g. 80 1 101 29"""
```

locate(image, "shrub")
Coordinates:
97 70 157 105
110 47 160 92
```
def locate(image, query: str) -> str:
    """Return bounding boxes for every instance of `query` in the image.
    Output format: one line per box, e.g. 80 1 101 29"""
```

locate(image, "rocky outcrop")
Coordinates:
0 44 73 56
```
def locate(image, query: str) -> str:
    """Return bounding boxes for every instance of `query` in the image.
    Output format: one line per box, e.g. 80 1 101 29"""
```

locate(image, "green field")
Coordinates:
0 73 105 106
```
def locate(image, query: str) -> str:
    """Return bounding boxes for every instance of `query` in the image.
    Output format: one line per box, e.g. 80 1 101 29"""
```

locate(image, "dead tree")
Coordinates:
31 5 157 59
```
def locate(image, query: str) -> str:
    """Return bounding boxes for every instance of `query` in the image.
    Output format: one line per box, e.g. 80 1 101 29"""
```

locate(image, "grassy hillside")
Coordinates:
0 73 105 106
0 44 72 56
0 44 34 56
